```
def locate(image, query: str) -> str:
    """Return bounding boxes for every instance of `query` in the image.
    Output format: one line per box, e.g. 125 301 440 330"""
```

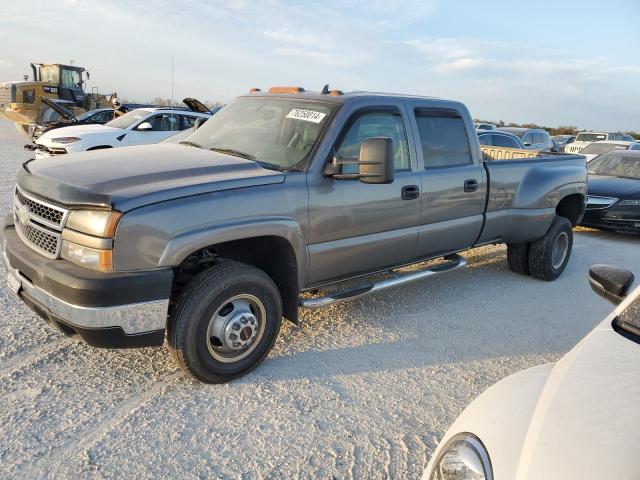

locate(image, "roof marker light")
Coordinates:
268 86 305 94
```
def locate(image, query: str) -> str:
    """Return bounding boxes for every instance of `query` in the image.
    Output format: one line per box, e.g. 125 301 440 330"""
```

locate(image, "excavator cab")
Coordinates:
34 63 87 108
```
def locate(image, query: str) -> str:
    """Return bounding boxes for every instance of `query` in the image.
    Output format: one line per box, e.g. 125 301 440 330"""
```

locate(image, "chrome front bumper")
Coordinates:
3 252 168 335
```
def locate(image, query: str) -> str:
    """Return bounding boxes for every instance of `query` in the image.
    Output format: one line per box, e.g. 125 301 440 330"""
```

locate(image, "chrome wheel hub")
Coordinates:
206 294 266 363
551 231 569 270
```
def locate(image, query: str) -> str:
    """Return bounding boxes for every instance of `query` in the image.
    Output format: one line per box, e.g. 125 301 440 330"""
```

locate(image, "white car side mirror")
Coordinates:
137 122 153 131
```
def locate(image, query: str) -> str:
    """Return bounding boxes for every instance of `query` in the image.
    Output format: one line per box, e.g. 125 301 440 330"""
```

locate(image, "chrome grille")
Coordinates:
15 221 61 258
13 186 68 259
15 186 67 229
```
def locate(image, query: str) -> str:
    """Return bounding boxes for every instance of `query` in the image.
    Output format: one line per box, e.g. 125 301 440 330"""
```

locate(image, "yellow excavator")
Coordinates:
0 62 116 136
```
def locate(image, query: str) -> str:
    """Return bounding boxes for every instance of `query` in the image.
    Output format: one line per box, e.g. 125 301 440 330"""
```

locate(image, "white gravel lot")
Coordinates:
0 119 639 480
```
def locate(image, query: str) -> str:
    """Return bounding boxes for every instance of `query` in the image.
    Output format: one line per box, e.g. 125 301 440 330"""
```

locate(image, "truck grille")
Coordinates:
15 221 61 258
13 186 68 259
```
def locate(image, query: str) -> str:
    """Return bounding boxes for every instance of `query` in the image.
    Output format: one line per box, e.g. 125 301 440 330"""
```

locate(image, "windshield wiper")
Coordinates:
209 147 256 160
179 140 203 149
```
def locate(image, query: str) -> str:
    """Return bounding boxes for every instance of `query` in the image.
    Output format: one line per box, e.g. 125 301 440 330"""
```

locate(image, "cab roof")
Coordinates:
241 89 440 105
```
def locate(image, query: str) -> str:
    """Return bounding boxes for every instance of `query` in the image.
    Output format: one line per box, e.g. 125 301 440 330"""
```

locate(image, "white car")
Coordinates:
423 264 639 480
565 132 628 154
33 98 213 159
475 123 496 131
580 140 640 162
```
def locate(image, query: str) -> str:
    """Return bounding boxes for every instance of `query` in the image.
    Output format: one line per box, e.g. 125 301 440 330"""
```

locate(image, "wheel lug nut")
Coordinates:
229 333 237 341
232 323 240 331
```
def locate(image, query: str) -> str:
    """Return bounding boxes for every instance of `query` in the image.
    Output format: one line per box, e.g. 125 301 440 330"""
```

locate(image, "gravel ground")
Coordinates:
1 119 639 480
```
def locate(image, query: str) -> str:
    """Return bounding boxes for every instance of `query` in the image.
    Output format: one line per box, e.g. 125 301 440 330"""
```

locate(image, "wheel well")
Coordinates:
556 194 584 226
87 145 113 151
172 236 299 324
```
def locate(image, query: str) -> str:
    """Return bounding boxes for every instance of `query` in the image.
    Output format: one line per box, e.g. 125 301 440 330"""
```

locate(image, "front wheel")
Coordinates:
168 260 282 383
528 216 573 281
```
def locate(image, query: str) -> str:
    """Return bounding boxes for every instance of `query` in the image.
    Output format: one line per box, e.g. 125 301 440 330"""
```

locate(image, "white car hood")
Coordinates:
514 321 640 479
36 124 123 145
427 291 640 480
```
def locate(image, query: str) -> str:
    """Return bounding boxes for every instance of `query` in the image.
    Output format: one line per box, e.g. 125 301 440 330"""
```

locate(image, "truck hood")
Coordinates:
513 322 640 479
17 144 285 211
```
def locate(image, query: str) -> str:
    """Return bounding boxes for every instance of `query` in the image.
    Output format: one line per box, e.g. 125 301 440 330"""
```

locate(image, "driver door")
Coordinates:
307 107 420 285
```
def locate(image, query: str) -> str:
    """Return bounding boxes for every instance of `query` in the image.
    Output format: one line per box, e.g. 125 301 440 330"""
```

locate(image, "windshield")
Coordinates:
105 109 149 129
576 133 607 142
187 97 337 171
77 109 103 121
39 66 59 84
581 143 628 155
588 153 640 179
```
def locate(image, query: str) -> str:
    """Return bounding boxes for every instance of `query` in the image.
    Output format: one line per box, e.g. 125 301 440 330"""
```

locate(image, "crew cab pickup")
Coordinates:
1 88 587 383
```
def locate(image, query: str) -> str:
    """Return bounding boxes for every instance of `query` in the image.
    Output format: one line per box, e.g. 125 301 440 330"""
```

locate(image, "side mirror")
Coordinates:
137 122 153 131
589 264 635 305
358 137 395 184
523 141 532 147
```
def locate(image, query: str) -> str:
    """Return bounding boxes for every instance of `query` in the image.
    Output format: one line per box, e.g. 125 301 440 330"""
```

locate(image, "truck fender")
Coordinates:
513 164 587 210
157 217 308 290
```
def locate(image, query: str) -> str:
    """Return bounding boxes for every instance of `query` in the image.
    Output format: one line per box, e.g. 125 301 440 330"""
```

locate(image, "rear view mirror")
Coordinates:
137 122 153 131
589 264 635 305
358 137 394 184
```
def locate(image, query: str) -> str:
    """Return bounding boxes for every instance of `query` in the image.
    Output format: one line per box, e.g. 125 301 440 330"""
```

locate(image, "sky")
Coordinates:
1 0 639 131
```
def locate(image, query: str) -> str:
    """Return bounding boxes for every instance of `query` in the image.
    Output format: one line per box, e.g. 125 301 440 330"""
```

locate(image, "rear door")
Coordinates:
307 105 421 284
410 106 487 257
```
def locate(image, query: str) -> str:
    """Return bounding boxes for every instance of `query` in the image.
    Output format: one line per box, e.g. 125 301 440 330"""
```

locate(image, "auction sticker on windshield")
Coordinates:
286 109 326 124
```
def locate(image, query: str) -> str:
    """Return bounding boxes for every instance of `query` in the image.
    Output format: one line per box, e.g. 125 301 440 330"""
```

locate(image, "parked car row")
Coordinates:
26 98 217 159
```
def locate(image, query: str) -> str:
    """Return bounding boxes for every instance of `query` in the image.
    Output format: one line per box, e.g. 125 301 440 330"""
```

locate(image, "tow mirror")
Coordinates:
137 122 153 131
358 137 394 184
589 264 635 305
325 137 394 184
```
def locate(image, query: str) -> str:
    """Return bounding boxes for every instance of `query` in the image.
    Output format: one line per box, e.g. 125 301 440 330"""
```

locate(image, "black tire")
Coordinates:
528 216 573 281
169 260 282 383
506 243 530 275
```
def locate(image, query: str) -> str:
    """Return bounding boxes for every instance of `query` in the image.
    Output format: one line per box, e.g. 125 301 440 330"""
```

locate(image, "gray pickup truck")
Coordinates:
1 87 587 383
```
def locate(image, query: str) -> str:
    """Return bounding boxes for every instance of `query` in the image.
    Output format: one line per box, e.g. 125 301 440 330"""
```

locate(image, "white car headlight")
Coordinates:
51 137 82 144
429 433 493 480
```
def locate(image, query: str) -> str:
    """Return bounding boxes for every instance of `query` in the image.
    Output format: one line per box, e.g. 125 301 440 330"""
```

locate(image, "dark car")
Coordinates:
581 150 640 234
478 130 526 149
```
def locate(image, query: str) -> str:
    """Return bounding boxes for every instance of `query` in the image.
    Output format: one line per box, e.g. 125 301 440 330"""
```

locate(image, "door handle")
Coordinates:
464 179 478 193
401 185 420 200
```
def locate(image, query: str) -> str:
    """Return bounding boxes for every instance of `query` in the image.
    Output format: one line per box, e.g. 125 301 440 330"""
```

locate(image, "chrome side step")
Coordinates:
298 254 466 309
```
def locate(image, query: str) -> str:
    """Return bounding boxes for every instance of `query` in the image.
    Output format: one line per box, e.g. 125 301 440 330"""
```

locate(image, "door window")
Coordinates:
493 134 519 148
414 109 472 168
335 109 410 174
478 134 492 146
141 113 180 131
523 133 534 145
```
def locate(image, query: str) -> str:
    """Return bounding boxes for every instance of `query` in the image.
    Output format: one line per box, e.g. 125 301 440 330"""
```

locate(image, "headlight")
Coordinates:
620 199 640 206
66 209 122 237
51 137 82 144
61 240 113 271
430 433 493 480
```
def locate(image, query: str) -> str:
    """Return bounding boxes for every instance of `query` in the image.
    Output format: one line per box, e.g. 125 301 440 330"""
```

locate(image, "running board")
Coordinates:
298 254 466 309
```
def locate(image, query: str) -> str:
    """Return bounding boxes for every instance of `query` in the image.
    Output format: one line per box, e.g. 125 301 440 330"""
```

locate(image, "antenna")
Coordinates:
321 84 329 94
